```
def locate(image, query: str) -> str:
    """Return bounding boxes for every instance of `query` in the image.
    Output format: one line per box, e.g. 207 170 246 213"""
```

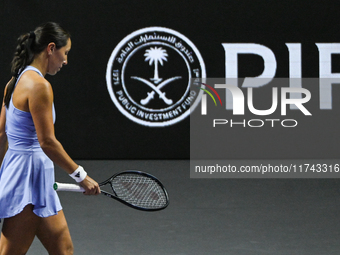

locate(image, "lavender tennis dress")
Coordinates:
0 66 62 219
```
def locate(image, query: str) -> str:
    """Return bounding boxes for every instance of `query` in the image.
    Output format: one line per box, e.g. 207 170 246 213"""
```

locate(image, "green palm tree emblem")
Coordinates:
144 47 168 84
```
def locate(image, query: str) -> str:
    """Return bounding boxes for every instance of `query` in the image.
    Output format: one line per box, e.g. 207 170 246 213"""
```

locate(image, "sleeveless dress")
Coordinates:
0 66 62 219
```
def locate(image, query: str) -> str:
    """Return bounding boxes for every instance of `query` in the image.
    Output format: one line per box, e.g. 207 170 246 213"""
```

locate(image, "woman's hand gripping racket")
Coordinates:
54 171 169 211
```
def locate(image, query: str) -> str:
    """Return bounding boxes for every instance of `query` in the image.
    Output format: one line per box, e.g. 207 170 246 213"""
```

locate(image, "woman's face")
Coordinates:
47 38 71 75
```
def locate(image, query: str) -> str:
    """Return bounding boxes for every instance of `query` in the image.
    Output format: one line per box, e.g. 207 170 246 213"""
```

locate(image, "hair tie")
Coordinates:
29 31 35 40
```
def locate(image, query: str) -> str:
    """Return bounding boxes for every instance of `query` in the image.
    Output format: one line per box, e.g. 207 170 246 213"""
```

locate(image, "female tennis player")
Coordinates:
0 22 100 255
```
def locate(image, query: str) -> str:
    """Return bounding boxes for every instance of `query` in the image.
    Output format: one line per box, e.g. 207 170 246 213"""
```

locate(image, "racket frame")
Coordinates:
99 170 169 211
55 170 169 211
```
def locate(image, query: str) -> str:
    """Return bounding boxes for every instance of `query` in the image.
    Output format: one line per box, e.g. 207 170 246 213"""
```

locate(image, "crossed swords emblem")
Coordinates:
131 76 182 105
130 47 181 106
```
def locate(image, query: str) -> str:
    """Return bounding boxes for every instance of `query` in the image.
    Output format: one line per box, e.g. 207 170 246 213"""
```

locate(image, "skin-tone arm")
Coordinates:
28 75 100 195
0 82 10 166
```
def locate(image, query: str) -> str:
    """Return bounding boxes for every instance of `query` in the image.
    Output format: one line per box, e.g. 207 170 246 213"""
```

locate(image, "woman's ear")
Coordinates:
47 42 56 55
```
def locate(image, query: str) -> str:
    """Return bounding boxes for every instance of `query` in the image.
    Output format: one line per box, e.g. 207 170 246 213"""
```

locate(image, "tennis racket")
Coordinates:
54 170 169 211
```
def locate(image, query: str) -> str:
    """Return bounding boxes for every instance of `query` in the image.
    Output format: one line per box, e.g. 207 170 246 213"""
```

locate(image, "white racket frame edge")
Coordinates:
54 182 85 192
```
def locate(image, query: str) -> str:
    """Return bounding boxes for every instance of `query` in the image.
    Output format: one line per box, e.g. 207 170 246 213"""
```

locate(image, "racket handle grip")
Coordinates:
54 182 85 192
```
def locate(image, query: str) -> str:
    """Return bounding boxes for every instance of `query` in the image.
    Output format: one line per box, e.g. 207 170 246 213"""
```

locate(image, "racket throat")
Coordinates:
110 183 118 197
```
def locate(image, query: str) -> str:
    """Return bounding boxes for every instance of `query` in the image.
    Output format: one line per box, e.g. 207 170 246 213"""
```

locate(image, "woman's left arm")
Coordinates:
0 84 9 165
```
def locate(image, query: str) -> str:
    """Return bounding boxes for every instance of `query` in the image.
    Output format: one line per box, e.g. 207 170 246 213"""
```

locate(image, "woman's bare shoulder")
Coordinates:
20 71 53 97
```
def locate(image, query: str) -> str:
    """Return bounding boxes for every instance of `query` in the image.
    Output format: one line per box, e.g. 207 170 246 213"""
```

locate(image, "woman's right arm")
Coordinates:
29 77 100 195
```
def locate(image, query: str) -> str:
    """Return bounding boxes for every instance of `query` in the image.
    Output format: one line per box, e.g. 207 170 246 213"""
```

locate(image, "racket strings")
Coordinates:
111 174 167 209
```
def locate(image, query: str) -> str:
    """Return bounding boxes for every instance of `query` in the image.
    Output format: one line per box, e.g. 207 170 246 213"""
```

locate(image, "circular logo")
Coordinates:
106 27 206 127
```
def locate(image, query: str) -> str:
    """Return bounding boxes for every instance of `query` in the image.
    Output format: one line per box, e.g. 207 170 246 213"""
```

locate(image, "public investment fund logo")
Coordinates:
106 27 206 127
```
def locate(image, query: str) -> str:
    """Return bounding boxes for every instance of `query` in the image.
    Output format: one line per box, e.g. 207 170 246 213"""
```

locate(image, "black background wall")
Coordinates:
1 0 339 159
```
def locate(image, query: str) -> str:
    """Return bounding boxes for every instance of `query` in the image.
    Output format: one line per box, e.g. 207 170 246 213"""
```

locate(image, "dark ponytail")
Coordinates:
4 22 70 108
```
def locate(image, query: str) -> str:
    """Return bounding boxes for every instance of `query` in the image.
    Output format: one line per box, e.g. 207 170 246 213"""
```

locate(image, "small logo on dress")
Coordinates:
106 27 206 127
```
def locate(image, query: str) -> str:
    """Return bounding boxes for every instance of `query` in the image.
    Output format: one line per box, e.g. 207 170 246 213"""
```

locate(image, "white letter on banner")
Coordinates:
316 43 340 109
286 43 302 110
222 43 277 110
